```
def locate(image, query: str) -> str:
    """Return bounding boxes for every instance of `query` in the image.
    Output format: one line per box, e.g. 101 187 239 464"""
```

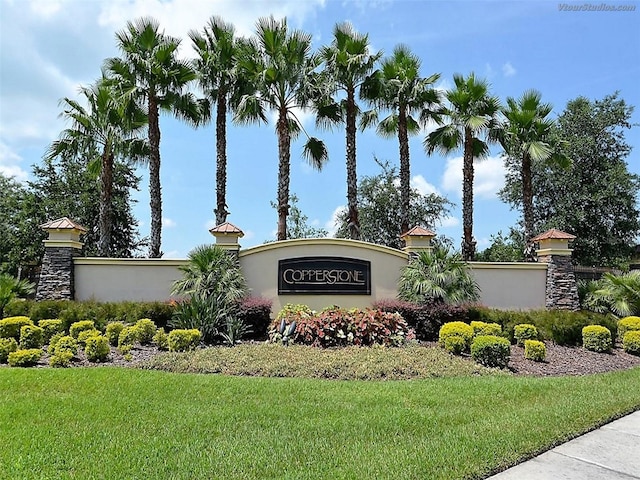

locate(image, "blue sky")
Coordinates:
1 0 639 258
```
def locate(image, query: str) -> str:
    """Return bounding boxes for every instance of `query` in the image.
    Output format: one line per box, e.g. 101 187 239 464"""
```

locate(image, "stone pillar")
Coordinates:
209 221 244 258
401 226 436 257
531 228 579 310
36 217 87 301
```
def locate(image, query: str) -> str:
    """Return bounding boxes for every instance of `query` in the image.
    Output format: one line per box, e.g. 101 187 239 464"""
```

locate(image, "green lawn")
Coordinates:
1 366 639 479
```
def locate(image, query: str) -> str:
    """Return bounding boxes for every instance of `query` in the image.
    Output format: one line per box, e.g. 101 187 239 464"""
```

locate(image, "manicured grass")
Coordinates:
1 367 639 479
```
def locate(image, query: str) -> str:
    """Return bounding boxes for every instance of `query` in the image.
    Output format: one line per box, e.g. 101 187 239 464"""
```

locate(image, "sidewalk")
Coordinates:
486 410 640 479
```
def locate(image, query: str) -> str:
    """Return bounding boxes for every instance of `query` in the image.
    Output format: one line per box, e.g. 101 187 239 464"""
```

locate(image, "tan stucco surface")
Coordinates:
469 262 547 310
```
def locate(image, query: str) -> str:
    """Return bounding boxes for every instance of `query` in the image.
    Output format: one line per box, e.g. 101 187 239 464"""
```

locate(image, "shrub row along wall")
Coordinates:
73 239 547 313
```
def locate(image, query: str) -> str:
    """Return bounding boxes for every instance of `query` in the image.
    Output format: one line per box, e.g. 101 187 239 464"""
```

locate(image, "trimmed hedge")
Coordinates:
38 319 64 342
618 316 640 341
582 325 612 353
168 329 201 352
0 337 18 363
105 322 125 346
85 335 110 362
19 325 44 349
514 324 538 346
471 335 511 369
524 340 546 362
69 321 96 339
622 331 640 355
135 319 156 345
443 335 467 355
8 348 43 367
0 316 34 340
237 296 272 339
438 322 474 350
470 321 502 337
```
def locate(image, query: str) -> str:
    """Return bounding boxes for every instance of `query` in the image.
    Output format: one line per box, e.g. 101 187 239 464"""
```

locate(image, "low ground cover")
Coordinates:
1 367 639 480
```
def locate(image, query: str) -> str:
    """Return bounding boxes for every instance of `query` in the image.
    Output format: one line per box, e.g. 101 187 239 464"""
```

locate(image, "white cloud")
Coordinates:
411 174 439 196
484 63 495 79
325 205 345 237
437 215 460 229
163 217 177 228
0 142 28 182
441 155 506 199
162 250 183 259
502 62 516 77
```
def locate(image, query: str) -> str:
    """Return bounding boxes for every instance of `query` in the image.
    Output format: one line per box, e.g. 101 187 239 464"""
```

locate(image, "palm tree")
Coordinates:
235 16 329 241
499 90 567 244
425 73 501 261
585 271 640 318
361 45 441 237
0 273 35 318
317 22 382 240
398 246 480 305
190 17 248 226
106 17 202 258
46 78 147 256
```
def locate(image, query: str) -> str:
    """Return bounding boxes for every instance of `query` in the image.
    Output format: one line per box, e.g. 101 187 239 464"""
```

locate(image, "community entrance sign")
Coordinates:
278 256 371 295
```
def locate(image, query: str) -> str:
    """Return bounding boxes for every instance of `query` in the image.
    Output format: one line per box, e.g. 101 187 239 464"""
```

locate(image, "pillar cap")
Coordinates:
400 226 436 239
209 221 244 237
533 228 575 257
530 228 575 242
40 217 87 233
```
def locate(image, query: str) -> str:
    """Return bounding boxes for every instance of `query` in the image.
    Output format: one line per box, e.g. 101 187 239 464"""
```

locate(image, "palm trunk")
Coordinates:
148 94 163 258
345 87 359 240
522 152 535 244
98 148 113 257
462 127 475 261
398 104 410 236
276 109 291 241
215 89 228 225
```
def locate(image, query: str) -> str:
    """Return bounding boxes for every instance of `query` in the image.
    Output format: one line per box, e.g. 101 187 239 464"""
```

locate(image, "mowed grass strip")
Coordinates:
1 367 639 479
141 344 501 379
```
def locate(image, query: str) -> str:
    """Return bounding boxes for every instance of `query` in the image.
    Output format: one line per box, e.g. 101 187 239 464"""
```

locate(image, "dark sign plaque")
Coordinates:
278 257 371 295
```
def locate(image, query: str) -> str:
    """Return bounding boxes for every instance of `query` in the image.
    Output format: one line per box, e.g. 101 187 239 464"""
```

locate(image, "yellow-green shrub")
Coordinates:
47 332 65 354
38 319 64 342
49 350 74 368
135 318 156 344
443 335 467 355
582 325 612 353
118 325 139 348
438 322 473 349
0 316 34 340
168 329 201 352
69 320 95 339
524 340 546 362
85 335 110 362
514 324 538 346
0 337 18 363
153 328 169 350
105 322 125 346
8 348 42 367
470 321 502 337
19 324 44 349
622 331 640 356
471 335 511 369
618 316 640 341
77 329 101 346
51 335 78 357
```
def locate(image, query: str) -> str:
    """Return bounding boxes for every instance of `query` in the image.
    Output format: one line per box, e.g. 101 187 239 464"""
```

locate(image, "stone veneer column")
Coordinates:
36 218 87 301
532 229 579 311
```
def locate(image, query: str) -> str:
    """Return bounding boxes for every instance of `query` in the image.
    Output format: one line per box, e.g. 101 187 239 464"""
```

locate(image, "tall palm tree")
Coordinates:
361 45 441 237
46 78 147 256
190 17 248 226
106 17 202 258
499 90 567 244
235 16 328 241
425 73 501 261
317 22 382 240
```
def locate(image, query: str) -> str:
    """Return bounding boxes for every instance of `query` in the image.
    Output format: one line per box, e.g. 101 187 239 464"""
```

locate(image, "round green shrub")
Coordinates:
471 335 511 369
52 335 78 357
582 325 612 353
49 351 74 368
47 332 65 354
8 348 43 367
622 330 640 356
0 316 34 340
470 321 502 337
168 329 201 352
135 319 156 345
524 340 546 362
77 329 101 346
85 335 110 362
0 337 18 363
19 324 44 349
514 324 538 346
153 328 169 350
105 322 125 346
618 316 640 341
69 320 96 339
443 335 467 355
118 326 140 348
38 319 64 342
438 322 473 349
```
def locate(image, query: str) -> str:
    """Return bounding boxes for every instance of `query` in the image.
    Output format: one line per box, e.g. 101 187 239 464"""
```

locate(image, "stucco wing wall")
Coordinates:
74 258 186 302
239 239 407 314
470 262 547 310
